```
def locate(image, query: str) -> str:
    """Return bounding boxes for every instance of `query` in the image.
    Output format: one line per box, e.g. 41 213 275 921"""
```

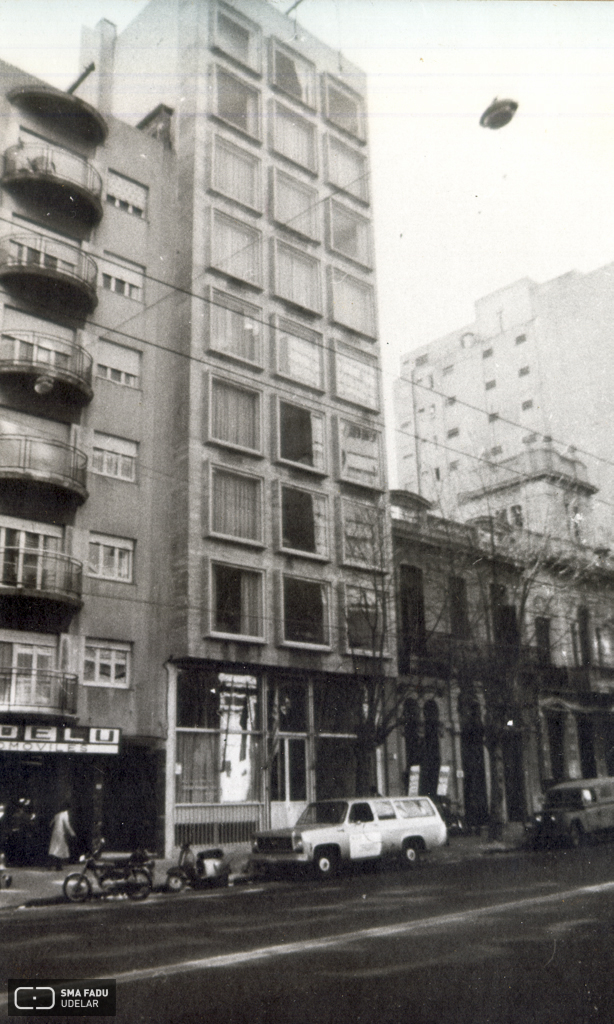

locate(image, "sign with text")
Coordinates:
8 980 116 1016
437 765 451 796
0 724 121 754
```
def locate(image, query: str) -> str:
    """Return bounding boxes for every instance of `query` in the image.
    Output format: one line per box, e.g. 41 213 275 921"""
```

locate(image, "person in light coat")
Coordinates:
48 803 76 871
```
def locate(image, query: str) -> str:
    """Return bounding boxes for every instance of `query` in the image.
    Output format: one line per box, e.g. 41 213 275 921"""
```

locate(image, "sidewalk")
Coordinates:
0 825 528 912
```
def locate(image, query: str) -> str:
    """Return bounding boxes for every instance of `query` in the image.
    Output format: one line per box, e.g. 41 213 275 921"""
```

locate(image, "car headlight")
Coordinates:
534 814 542 823
251 839 259 853
292 835 304 853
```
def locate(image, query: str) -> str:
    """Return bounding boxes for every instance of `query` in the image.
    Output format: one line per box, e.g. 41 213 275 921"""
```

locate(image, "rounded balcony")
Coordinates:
0 233 97 316
3 144 103 226
0 329 93 403
0 668 77 716
8 86 108 146
0 549 82 604
0 434 87 504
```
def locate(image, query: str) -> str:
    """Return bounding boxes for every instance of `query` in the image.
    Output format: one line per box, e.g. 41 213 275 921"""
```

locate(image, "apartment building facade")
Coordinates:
69 0 395 856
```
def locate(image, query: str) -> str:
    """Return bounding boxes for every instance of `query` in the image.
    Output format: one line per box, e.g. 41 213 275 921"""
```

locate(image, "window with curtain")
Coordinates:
271 40 316 108
212 565 263 639
215 67 260 138
210 291 261 365
346 584 386 653
211 379 261 452
324 77 366 141
329 200 371 265
338 419 382 488
212 136 260 210
279 401 325 470
211 468 262 543
272 102 317 172
274 241 320 313
334 344 379 409
341 500 383 568
326 135 369 203
277 322 323 389
280 485 328 556
272 170 318 239
211 210 262 287
331 269 376 337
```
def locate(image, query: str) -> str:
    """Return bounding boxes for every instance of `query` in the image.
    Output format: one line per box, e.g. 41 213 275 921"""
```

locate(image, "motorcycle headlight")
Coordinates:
534 814 542 823
79 853 86 862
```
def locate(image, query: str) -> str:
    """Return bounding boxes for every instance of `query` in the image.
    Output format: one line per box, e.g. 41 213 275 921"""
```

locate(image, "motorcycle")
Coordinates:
63 839 155 902
165 843 229 893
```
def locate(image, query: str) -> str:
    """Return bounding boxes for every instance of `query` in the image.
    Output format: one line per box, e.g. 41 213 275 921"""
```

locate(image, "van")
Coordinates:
529 777 614 848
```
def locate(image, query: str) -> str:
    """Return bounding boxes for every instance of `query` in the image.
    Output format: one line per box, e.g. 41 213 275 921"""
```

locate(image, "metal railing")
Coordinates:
175 802 263 846
0 233 97 290
0 331 92 390
0 434 87 492
0 548 82 601
0 668 77 714
3 143 102 199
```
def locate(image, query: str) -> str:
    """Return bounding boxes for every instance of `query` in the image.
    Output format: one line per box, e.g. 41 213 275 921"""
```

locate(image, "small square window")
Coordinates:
447 427 459 438
445 396 456 406
449 461 459 471
522 399 534 410
92 433 137 482
485 379 496 390
515 334 527 345
415 354 428 367
519 366 530 377
88 534 134 583
84 640 131 688
490 445 503 456
482 347 493 359
488 412 499 422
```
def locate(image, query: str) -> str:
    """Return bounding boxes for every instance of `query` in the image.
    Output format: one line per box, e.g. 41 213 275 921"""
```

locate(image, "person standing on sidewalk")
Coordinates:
48 803 76 871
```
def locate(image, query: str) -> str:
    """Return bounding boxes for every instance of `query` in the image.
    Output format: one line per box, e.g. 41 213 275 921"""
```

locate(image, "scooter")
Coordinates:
63 839 155 902
165 843 229 892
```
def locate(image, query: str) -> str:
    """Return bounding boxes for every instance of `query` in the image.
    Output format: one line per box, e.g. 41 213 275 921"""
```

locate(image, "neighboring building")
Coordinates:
0 59 178 855
391 489 614 828
394 268 614 547
51 0 392 855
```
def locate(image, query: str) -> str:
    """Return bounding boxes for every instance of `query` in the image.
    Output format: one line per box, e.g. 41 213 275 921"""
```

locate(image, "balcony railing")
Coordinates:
8 85 108 146
3 144 103 225
0 435 87 501
0 668 77 715
0 330 93 402
0 233 98 315
0 549 82 603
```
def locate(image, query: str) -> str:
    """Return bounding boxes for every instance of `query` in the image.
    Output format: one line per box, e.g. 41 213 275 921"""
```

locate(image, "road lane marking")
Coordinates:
2 879 614 1006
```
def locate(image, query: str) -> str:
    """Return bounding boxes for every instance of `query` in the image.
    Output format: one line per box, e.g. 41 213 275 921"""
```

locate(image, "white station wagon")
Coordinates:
250 796 448 878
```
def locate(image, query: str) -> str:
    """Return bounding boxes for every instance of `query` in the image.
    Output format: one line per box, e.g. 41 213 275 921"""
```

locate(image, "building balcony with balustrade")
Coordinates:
8 85 108 147
3 143 103 226
0 547 83 632
0 233 97 316
0 434 87 504
0 667 77 716
0 329 93 403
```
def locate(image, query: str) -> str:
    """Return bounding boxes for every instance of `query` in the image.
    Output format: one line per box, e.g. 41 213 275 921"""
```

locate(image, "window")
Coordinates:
212 136 261 210
341 500 383 568
214 67 260 139
447 427 459 438
210 291 261 365
535 617 551 667
278 400 325 471
490 445 503 456
449 576 469 638
398 565 426 671
0 523 60 590
211 210 261 287
96 339 141 388
324 76 366 141
522 399 533 411
346 584 385 653
213 4 260 73
328 200 371 266
92 433 137 482
446 396 456 407
276 320 324 389
273 240 321 313
106 171 148 218
326 135 368 203
334 344 379 410
280 485 328 557
211 379 261 453
271 102 317 173
100 254 144 301
211 467 262 543
272 170 319 240
488 412 499 423
88 534 134 583
415 354 428 367
485 379 496 390
338 419 383 489
330 268 376 336
0 641 56 706
283 576 329 646
515 333 527 345
271 40 316 108
212 563 263 639
449 460 459 471
482 347 493 359
510 504 524 527
84 641 131 688
519 365 530 377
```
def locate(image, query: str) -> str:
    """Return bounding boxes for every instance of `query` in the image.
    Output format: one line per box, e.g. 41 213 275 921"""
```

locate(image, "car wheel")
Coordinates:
313 847 339 879
569 822 584 849
166 870 186 893
63 873 92 902
401 840 421 868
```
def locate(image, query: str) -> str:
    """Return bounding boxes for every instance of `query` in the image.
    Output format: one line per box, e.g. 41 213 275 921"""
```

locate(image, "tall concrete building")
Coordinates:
394 268 614 549
0 0 394 858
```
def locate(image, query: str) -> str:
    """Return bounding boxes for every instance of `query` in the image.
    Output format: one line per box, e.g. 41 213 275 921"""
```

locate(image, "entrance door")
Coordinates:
270 737 307 828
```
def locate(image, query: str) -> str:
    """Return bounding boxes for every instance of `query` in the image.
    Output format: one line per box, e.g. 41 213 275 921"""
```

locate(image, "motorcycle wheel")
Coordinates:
165 870 186 893
63 873 92 902
126 868 152 901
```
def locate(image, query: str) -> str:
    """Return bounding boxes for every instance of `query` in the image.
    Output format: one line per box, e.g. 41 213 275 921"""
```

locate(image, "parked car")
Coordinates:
250 795 447 879
528 777 614 849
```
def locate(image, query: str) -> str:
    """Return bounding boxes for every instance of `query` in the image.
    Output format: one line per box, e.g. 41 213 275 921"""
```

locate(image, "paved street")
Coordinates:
2 840 614 1023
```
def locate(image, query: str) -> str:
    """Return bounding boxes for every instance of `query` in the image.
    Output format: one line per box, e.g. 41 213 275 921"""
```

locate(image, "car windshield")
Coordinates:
545 789 586 810
296 801 348 825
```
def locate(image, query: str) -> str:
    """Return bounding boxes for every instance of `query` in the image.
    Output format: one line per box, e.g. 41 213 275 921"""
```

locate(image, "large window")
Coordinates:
212 4 261 73
96 339 141 388
271 102 317 173
280 485 328 558
283 576 330 647
338 419 383 488
329 200 371 266
212 136 261 210
334 344 379 410
92 433 137 482
272 170 319 240
278 400 325 471
83 640 131 688
345 585 386 654
341 500 383 568
214 66 260 139
270 39 316 108
210 291 261 366
211 210 262 287
211 467 262 544
0 523 60 589
211 379 261 453
211 564 264 639
276 320 324 390
273 240 321 313
88 534 134 583
106 171 148 219
330 269 376 337
324 76 366 141
326 135 369 203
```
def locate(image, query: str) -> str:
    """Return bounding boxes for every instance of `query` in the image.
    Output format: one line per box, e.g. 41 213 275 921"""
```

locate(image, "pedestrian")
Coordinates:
48 803 76 871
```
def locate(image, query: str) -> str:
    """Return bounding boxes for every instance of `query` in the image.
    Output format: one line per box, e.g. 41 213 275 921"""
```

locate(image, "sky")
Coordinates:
2 0 614 481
